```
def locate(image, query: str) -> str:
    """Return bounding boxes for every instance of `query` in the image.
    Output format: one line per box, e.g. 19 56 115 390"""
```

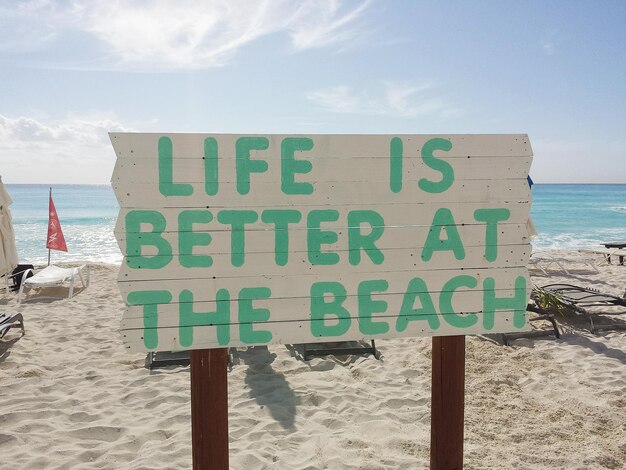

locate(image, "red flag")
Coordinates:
46 193 68 252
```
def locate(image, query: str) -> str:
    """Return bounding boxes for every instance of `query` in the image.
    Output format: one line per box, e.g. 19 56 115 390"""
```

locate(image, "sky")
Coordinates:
0 0 625 184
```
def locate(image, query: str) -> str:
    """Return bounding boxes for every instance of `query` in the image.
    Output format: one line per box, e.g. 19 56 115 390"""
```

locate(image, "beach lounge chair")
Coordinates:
540 283 626 333
601 242 626 264
300 340 379 360
529 251 599 275
529 252 567 275
0 312 25 339
578 247 626 266
17 264 90 304
146 349 237 369
500 302 561 345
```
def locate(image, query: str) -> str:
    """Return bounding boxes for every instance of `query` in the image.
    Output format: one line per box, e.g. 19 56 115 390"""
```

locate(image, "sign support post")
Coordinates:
430 335 465 470
190 348 229 470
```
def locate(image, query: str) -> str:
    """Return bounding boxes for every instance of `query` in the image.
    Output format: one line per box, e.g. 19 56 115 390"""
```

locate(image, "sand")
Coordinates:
1 252 625 469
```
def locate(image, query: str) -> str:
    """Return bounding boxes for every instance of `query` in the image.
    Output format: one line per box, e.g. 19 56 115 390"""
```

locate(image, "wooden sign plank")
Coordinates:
110 133 532 159
121 292 529 327
120 285 529 325
116 223 530 257
115 202 532 235
113 179 530 208
112 156 533 184
117 245 530 281
120 309 527 353
117 266 529 304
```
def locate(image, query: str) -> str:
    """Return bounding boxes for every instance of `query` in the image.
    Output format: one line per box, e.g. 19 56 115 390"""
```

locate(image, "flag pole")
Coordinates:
48 187 51 266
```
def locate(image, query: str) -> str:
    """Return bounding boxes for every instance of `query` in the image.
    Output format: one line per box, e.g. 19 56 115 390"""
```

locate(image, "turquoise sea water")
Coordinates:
7 184 120 265
5 184 626 265
531 184 626 250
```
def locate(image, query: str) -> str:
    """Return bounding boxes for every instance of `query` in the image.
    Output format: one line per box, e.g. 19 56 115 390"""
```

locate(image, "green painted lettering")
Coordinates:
281 137 314 195
204 137 219 196
418 138 454 193
179 289 230 347
125 210 172 269
178 210 213 268
261 209 302 266
421 208 465 261
127 290 172 349
238 287 272 344
217 210 259 267
483 276 527 329
307 210 339 265
348 210 385 266
395 277 439 331
158 136 193 196
473 208 511 262
357 280 389 335
310 282 351 337
440 275 478 328
390 137 403 193
236 137 269 195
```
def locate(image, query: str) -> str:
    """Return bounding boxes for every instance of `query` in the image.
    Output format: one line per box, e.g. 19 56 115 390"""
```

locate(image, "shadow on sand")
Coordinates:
234 346 297 431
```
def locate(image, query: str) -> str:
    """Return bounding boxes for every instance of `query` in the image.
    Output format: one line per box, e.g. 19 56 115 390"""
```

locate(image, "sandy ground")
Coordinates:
1 253 625 469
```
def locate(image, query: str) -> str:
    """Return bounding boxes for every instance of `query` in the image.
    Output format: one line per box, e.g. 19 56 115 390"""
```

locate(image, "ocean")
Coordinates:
530 184 626 250
5 184 626 265
7 184 120 265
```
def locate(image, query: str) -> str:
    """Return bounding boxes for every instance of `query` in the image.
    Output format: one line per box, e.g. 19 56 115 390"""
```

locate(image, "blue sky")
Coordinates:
1 0 624 184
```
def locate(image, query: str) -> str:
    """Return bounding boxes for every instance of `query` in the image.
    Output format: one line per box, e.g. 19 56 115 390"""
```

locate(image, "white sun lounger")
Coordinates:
17 265 90 303
578 248 626 266
529 251 599 275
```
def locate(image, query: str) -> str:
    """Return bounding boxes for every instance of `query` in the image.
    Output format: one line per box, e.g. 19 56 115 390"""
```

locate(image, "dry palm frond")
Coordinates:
530 285 585 316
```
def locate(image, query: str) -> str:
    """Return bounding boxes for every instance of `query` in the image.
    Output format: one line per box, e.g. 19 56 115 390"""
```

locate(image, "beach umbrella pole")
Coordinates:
430 335 465 470
190 348 229 469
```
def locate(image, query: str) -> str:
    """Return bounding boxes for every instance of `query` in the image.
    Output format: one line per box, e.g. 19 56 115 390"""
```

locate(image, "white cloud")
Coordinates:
530 137 626 183
288 0 372 51
0 113 131 183
0 0 63 52
306 86 362 114
307 82 461 119
0 0 372 70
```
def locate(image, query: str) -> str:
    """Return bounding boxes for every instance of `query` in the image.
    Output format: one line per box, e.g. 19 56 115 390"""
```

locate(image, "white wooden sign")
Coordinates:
110 134 533 353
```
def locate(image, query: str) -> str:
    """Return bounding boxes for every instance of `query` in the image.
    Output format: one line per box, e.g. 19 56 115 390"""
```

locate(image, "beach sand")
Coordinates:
1 253 625 469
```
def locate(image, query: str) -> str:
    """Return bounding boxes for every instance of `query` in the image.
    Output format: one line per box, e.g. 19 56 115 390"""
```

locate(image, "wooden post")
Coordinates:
190 348 229 470
430 335 465 470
